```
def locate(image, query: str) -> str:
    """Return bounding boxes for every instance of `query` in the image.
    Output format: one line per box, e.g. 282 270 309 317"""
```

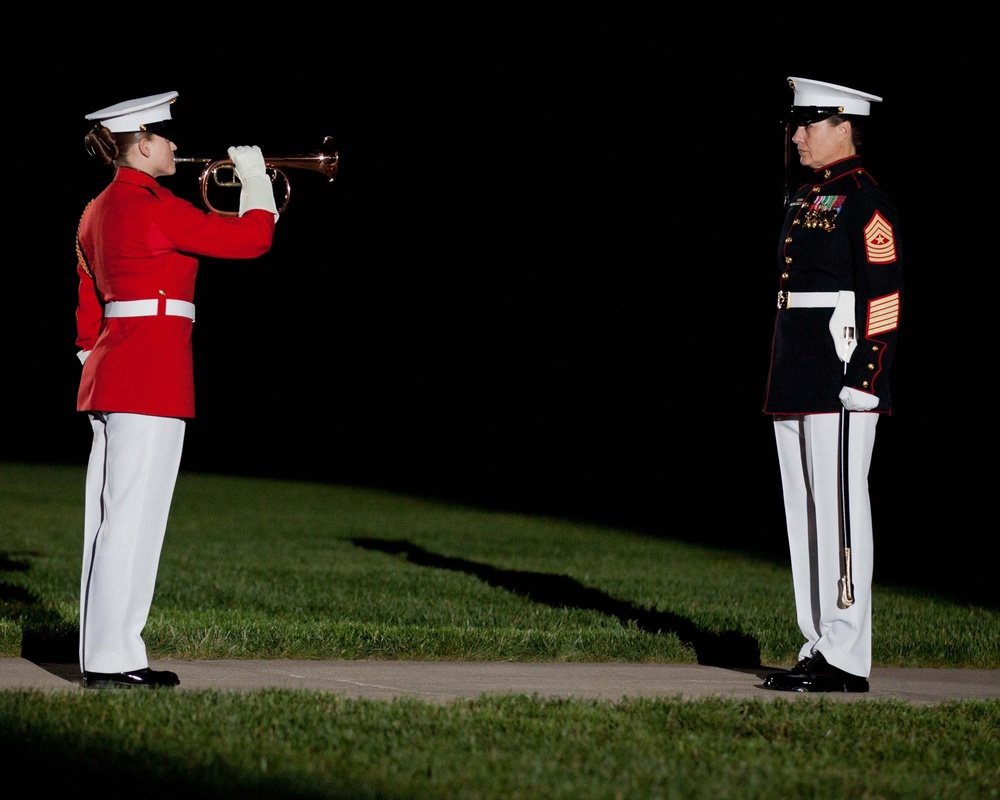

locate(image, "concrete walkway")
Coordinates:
3 658 999 705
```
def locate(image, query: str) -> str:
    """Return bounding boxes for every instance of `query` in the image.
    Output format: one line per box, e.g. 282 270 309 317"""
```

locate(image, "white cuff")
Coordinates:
238 175 280 221
839 386 879 411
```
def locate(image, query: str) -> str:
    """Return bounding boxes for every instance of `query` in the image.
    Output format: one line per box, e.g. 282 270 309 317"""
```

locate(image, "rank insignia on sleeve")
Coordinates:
864 211 897 263
867 292 900 336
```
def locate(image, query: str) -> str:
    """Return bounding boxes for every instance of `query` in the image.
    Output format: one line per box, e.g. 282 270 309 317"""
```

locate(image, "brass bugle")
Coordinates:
174 135 338 216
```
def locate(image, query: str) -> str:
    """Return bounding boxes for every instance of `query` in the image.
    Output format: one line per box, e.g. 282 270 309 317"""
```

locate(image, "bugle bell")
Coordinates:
174 135 338 216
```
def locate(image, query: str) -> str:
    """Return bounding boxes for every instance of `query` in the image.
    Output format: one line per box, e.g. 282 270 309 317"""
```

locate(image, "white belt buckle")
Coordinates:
104 298 195 321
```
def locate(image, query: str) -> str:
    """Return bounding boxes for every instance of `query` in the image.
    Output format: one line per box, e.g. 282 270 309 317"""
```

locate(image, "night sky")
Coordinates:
6 24 986 602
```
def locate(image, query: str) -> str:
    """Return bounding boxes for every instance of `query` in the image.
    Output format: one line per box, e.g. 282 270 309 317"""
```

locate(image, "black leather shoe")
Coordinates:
763 653 868 693
84 667 180 689
762 654 816 686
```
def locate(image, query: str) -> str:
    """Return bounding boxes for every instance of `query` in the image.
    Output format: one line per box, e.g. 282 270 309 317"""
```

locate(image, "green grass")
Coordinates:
4 692 998 799
2 461 998 798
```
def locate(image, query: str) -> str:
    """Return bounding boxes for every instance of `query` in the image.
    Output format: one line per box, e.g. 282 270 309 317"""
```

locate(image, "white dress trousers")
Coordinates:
773 411 878 678
79 412 186 674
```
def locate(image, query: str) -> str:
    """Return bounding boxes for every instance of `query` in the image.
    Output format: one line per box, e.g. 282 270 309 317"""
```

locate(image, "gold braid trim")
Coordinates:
76 199 96 278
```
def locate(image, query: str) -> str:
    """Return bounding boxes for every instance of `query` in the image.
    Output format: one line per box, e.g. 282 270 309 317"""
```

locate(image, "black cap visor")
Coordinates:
139 118 181 143
786 105 844 126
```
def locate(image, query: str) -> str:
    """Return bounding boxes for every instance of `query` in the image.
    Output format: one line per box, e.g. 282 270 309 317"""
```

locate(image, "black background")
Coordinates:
6 20 990 605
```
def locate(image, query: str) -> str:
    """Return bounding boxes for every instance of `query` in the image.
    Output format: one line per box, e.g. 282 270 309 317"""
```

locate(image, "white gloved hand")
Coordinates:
828 290 857 363
227 145 279 220
228 145 267 181
839 386 879 411
77 350 90 365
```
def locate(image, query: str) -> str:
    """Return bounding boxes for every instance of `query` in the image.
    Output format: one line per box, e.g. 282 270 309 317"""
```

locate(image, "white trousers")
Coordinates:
79 412 185 673
773 412 878 678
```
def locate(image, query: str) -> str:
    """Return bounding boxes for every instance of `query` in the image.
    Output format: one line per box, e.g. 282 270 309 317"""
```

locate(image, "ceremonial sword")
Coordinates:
837 323 857 609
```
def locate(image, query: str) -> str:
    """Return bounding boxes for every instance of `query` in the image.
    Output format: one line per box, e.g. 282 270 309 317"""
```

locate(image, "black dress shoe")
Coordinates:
763 653 868 693
762 654 816 685
84 667 180 689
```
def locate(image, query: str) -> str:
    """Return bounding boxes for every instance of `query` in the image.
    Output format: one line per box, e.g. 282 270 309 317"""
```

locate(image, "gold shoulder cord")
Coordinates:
76 199 95 278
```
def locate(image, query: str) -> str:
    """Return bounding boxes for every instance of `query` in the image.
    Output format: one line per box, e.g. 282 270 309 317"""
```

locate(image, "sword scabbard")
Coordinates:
838 547 855 608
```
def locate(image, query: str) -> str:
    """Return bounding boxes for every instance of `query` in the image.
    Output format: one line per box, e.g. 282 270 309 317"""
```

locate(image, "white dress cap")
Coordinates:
787 77 882 117
85 91 179 133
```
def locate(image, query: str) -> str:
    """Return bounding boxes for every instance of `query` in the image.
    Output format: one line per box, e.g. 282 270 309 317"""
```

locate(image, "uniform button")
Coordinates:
785 236 792 243
784 257 792 265
867 363 875 370
781 272 789 279
862 381 870 389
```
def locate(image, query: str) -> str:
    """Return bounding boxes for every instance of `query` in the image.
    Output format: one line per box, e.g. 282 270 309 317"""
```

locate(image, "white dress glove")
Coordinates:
839 387 879 411
828 290 858 363
77 350 90 365
227 145 279 220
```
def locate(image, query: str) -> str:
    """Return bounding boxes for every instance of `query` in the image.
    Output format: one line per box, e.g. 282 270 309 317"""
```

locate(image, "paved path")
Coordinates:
3 658 999 705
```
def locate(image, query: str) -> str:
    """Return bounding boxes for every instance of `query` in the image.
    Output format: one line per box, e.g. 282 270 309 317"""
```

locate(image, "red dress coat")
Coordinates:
76 167 275 418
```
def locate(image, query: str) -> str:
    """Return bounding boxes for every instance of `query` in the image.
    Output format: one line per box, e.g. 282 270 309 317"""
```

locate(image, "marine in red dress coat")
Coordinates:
76 167 274 419
75 90 279 689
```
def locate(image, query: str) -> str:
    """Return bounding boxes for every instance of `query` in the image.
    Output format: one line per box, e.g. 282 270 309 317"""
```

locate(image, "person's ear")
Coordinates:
137 138 151 158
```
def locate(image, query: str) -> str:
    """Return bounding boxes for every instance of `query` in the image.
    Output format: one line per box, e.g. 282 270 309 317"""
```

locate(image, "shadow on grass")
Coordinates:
5 541 764 672
351 537 762 668
0 727 352 799
1 550 81 681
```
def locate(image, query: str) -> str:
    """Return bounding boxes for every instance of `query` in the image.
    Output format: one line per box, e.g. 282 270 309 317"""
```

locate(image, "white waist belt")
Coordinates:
777 291 840 309
105 299 196 321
